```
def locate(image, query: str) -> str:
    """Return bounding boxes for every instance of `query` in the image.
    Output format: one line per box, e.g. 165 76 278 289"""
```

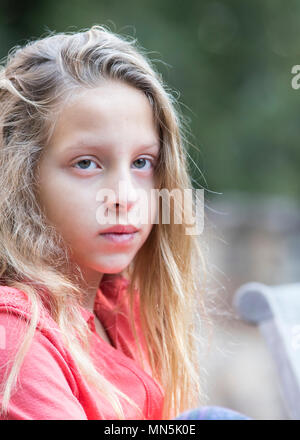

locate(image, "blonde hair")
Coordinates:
0 25 210 419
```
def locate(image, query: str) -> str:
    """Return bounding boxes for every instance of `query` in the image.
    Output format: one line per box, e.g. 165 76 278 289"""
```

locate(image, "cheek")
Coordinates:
37 172 94 238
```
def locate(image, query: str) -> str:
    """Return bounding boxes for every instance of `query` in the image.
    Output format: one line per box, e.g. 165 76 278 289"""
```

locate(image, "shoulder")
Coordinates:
0 285 30 310
0 285 52 330
0 284 61 361
0 286 85 419
0 285 74 356
0 285 67 356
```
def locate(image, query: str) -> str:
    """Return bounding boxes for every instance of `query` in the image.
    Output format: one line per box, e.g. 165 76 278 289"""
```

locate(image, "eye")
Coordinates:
72 158 99 170
132 157 154 170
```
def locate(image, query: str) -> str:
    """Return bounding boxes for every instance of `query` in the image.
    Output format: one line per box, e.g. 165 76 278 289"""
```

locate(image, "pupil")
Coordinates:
80 160 90 168
136 158 145 168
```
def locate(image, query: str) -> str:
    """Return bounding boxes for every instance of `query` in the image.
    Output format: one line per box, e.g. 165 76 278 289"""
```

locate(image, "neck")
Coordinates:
81 285 101 313
65 263 104 313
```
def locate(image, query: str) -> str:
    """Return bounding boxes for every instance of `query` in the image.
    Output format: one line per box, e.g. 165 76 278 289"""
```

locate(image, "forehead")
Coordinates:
48 80 159 150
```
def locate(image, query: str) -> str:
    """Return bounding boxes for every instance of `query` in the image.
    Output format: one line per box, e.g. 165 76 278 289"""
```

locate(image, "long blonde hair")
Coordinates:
0 25 210 419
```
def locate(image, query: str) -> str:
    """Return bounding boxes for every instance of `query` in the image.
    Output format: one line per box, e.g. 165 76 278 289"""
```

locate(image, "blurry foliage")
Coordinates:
1 0 300 199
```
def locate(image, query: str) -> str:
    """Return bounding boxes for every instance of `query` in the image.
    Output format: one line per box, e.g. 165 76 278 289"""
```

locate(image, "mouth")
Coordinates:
99 231 139 244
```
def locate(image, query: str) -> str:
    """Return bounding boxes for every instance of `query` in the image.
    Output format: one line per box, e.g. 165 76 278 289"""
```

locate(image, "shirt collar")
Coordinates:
79 274 130 324
80 306 94 323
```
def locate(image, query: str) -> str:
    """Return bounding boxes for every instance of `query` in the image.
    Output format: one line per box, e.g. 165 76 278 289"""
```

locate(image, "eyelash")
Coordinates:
71 156 156 172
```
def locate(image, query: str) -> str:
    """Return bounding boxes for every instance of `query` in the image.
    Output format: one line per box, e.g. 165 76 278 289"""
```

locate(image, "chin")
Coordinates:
97 262 131 274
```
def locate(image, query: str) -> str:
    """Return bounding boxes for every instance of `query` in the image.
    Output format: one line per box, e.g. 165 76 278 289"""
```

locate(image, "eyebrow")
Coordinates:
62 141 160 154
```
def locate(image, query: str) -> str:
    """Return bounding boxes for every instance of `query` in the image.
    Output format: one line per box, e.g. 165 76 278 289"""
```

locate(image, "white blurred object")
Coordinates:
233 281 300 420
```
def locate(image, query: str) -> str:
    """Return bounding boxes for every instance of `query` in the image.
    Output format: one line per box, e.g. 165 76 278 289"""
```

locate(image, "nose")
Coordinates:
98 168 139 217
110 179 137 214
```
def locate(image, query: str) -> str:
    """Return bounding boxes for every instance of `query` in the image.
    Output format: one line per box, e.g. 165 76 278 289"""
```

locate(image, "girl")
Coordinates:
0 25 250 420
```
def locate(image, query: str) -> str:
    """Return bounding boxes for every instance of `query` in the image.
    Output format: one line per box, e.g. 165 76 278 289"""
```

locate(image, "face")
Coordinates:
36 79 159 285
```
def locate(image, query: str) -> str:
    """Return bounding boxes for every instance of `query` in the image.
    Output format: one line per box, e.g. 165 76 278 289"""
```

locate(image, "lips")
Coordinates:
99 225 139 245
99 225 139 234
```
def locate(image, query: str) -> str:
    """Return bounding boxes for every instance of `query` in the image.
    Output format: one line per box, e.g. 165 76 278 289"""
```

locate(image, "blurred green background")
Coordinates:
1 0 300 198
1 0 300 420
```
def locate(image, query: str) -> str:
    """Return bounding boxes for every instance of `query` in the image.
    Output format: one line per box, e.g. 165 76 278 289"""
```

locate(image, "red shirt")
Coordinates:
0 274 164 420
